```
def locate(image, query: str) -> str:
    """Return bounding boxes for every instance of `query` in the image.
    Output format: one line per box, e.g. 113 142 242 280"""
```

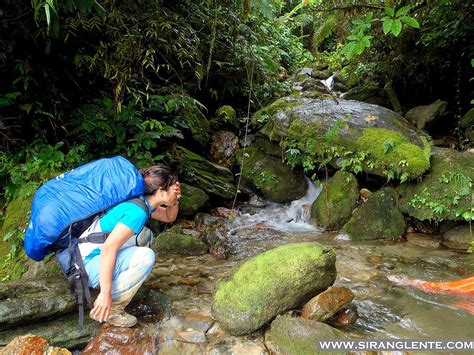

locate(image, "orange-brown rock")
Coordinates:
0 334 71 355
82 324 155 354
327 304 359 327
301 286 354 322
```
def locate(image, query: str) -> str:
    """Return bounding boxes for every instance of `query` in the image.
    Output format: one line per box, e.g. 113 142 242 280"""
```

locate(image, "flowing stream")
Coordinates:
146 179 474 351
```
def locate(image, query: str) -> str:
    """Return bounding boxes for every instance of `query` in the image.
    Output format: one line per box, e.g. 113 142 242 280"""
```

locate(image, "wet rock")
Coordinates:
265 315 348 354
292 67 313 83
0 278 75 330
176 329 206 343
181 312 214 333
332 81 348 93
209 130 239 168
126 287 172 322
343 83 386 104
327 304 358 328
442 225 472 250
334 65 364 88
158 340 203 354
311 68 331 80
0 334 71 355
206 335 268 354
209 207 239 219
236 139 307 203
343 187 406 240
194 213 225 232
360 188 373 201
203 230 230 259
310 171 359 230
179 183 209 218
0 312 99 349
167 145 237 199
406 233 441 249
82 324 155 354
301 286 354 322
151 231 208 255
259 97 431 180
405 99 448 130
399 147 474 221
211 242 336 335
366 255 383 268
301 78 330 93
182 228 201 238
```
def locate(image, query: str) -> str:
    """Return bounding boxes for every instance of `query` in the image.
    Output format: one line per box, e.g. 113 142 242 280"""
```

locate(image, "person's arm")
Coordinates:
89 222 134 323
151 203 179 223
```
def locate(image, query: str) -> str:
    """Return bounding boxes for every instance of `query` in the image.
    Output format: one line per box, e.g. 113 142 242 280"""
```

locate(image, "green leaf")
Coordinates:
45 4 51 26
391 19 402 37
396 5 411 17
354 41 366 55
384 7 395 17
400 16 420 29
383 18 393 34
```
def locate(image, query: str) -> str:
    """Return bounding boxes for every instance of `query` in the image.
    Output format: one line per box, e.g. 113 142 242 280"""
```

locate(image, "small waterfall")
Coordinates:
229 177 323 233
321 73 336 91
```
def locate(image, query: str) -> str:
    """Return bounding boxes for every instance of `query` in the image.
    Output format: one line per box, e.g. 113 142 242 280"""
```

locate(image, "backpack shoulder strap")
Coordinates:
128 196 151 218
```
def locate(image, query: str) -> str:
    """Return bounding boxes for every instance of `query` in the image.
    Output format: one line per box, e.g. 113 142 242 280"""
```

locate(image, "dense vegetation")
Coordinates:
1 0 473 277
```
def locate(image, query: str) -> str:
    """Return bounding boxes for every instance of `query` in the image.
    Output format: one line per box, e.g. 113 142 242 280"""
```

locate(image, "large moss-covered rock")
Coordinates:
399 147 474 221
343 187 406 240
251 97 303 130
237 139 307 203
179 183 209 217
151 231 208 255
311 171 359 230
405 99 448 130
167 145 236 199
265 315 348 355
180 105 211 147
259 97 431 180
211 242 337 335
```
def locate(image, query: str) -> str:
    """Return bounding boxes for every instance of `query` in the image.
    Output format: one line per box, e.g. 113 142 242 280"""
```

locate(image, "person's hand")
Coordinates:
166 182 181 206
90 291 112 323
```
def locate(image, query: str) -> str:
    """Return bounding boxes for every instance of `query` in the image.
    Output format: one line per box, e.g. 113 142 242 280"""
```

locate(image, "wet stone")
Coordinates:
406 233 441 249
82 324 156 354
327 304 359 327
176 329 206 343
301 286 354 322
0 334 72 355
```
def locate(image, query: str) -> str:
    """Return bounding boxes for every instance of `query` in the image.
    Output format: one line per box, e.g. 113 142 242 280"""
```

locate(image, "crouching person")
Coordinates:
79 164 180 327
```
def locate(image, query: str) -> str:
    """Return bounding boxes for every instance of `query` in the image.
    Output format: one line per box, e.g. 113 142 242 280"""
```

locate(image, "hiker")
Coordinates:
80 164 180 327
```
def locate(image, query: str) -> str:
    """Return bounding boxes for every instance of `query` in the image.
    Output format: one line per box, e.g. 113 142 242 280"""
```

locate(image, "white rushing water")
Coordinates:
321 73 336 91
229 177 323 234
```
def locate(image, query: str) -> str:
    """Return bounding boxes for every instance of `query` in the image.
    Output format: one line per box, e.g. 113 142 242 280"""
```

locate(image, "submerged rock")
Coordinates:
343 187 406 240
151 231 208 255
167 145 237 199
265 315 348 354
211 242 336 335
405 99 448 130
310 171 359 230
258 97 431 180
406 233 441 249
301 286 354 322
327 304 359 328
399 147 474 221
236 139 307 203
442 225 472 250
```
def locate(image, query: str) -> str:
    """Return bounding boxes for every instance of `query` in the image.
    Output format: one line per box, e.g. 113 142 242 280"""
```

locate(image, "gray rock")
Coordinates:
442 225 472 250
406 233 441 249
209 130 239 168
405 99 448 130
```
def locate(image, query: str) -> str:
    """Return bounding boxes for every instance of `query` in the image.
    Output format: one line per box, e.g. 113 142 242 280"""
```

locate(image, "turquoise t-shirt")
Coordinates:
99 201 148 234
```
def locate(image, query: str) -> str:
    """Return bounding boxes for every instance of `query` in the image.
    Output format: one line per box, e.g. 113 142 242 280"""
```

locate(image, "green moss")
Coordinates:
216 105 238 127
179 183 209 217
252 98 302 131
151 232 208 255
181 106 211 146
355 128 431 179
237 141 307 203
211 242 336 335
459 108 474 129
311 171 359 230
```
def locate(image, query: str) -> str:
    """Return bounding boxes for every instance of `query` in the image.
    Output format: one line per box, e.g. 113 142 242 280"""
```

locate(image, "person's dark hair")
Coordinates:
139 164 178 194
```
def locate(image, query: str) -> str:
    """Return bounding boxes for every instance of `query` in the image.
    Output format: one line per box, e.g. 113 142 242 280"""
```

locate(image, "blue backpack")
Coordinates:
24 156 149 327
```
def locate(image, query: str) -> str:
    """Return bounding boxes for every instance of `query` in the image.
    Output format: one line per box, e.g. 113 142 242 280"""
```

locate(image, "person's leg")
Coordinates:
84 246 156 327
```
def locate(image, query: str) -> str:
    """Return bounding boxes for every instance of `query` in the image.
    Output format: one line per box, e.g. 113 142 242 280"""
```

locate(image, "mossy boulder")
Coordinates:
215 105 239 128
179 183 209 217
167 145 237 199
343 187 406 240
236 139 307 203
399 147 474 221
459 108 474 129
211 242 337 335
180 105 211 147
335 64 364 88
251 97 303 130
265 315 348 355
311 171 359 230
343 82 385 104
260 97 431 180
151 231 208 255
405 99 448 130
0 195 33 280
